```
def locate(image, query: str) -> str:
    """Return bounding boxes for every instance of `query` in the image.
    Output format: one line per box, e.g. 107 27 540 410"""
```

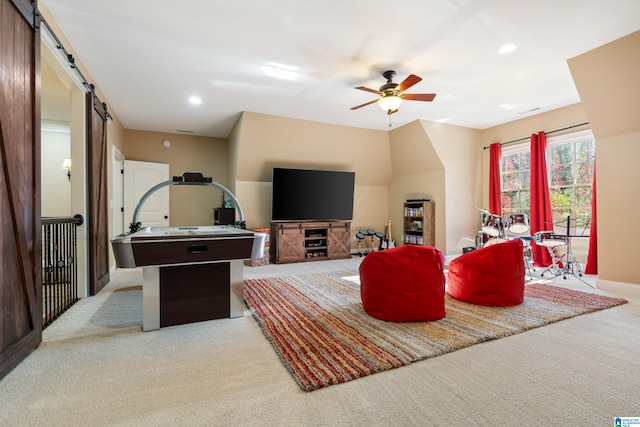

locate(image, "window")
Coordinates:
547 131 595 235
500 130 595 235
501 147 530 219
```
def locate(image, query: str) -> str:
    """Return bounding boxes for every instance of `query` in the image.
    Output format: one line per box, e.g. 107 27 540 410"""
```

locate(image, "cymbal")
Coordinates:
475 207 492 215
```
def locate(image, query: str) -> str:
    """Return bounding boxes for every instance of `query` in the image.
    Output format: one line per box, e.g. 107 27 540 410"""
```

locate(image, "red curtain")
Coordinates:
585 163 597 274
529 131 553 266
488 143 502 216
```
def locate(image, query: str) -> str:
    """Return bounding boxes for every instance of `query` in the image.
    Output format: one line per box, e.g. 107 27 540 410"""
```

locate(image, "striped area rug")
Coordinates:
243 270 627 392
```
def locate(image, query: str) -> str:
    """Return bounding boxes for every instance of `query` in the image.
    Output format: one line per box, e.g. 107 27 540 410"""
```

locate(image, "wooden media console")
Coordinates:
270 221 351 264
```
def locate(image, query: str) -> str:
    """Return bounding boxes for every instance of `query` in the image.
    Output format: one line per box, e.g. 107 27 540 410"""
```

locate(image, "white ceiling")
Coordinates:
41 0 640 139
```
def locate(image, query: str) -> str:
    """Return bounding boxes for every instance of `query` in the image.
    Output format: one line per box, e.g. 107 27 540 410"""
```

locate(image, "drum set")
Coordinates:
355 228 385 256
474 208 584 281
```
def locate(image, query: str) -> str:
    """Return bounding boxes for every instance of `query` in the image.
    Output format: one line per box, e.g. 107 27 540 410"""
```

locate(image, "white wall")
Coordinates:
41 123 72 216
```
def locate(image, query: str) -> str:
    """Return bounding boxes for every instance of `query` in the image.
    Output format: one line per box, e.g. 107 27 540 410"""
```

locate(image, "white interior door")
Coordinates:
124 160 170 229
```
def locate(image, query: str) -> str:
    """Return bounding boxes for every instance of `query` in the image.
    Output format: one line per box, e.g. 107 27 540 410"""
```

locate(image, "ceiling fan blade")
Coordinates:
401 93 436 102
396 74 422 93
354 86 381 95
350 99 379 110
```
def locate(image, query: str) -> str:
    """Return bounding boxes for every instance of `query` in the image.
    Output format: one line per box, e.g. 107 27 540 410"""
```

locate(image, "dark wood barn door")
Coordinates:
0 0 41 379
87 90 110 295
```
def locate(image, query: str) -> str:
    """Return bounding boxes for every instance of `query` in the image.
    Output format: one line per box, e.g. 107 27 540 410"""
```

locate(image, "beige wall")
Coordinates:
422 121 482 254
234 112 391 184
226 113 243 195
122 130 228 226
386 120 481 254
231 112 392 235
41 126 72 216
594 132 640 285
568 30 640 288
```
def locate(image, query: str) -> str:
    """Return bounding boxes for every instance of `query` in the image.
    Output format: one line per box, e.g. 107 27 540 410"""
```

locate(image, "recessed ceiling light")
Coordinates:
262 62 300 81
518 107 541 114
268 62 298 71
499 44 517 54
189 96 202 105
499 104 517 110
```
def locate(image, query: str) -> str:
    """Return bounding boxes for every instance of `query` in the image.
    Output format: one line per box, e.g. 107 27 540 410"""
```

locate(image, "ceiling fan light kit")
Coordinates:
351 70 436 116
377 95 403 113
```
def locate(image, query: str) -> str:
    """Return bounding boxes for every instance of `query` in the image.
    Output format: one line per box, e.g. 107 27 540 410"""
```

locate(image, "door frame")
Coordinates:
112 146 125 237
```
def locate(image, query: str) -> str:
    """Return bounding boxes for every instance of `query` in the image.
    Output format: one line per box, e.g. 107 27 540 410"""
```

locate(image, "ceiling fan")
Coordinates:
350 70 436 115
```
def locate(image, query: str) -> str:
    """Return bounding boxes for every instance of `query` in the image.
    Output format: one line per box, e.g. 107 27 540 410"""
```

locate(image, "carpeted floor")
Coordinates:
1 257 639 426
244 270 627 391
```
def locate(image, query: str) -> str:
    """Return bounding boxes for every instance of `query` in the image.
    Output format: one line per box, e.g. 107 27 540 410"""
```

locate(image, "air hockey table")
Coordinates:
111 172 265 331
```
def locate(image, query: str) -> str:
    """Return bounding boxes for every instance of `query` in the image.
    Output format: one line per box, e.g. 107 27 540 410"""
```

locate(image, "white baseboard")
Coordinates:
596 279 640 298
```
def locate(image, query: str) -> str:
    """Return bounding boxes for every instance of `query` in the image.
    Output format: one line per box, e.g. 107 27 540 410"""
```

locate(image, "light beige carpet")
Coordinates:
244 270 627 391
1 258 639 426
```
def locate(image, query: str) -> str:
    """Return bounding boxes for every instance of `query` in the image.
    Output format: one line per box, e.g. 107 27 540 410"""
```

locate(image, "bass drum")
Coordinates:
481 214 503 237
508 213 530 234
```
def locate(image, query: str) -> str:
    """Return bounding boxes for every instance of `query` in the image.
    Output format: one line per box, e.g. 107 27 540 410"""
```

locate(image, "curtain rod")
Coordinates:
482 122 589 150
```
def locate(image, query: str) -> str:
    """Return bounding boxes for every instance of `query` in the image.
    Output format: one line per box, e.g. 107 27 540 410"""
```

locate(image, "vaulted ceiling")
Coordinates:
41 0 640 138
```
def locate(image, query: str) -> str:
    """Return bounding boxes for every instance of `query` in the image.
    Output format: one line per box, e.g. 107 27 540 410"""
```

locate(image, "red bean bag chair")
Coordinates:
359 245 446 322
447 238 525 306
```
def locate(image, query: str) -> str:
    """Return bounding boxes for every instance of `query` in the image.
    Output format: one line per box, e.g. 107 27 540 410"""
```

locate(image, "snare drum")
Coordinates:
534 231 567 248
482 214 503 237
508 213 530 234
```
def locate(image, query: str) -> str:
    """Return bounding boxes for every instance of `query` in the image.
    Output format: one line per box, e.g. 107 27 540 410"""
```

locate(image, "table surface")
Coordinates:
111 226 256 243
133 225 253 238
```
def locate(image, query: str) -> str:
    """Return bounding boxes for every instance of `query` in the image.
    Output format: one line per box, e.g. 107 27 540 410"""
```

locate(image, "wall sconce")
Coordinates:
62 158 72 182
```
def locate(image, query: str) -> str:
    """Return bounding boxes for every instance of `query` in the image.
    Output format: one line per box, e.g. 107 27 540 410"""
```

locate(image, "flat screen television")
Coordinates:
271 168 355 221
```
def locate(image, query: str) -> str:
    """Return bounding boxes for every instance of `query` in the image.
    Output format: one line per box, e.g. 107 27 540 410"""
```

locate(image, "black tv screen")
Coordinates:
271 168 355 221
